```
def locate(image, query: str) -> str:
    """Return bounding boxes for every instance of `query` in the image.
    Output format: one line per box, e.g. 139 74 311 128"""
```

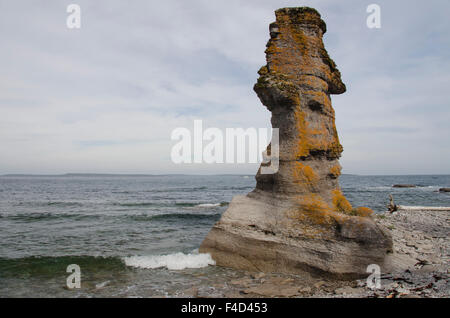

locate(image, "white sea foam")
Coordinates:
195 203 221 207
369 186 392 190
123 252 215 270
95 280 110 289
397 205 450 211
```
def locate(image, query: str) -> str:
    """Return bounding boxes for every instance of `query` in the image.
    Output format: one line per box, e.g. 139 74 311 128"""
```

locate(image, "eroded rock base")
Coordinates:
200 195 392 279
194 209 449 298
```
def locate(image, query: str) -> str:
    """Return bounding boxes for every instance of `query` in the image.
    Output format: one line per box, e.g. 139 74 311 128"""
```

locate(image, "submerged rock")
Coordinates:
393 184 417 188
200 7 392 279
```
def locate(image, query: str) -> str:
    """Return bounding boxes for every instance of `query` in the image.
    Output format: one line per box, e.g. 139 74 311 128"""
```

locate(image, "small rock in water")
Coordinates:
393 184 416 188
439 188 450 192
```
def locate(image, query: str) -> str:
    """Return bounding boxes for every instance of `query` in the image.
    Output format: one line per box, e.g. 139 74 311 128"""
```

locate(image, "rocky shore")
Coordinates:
185 208 448 298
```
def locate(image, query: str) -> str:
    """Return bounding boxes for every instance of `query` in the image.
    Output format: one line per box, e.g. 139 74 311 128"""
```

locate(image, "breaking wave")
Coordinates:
123 252 215 270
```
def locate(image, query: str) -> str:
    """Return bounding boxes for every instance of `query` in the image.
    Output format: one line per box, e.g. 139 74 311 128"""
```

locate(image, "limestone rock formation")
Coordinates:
200 7 393 279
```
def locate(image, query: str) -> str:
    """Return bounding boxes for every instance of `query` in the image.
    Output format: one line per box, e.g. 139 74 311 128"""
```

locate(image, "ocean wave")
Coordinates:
110 187 209 195
174 202 199 207
113 202 157 207
422 186 443 190
113 201 200 208
177 202 228 207
47 201 83 207
364 186 392 190
0 212 99 222
13 201 84 208
123 252 215 270
143 186 208 193
113 202 205 208
134 213 221 222
353 185 445 192
195 203 221 208
0 255 126 278
112 201 227 208
218 186 253 190
195 202 228 208
1 211 221 223
394 185 444 192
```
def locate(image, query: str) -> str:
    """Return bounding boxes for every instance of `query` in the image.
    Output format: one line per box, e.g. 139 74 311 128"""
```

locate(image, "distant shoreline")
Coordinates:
1 173 449 177
0 173 254 177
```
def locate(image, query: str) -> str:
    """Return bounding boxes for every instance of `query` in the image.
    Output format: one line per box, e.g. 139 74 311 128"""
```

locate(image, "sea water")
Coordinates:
0 174 448 297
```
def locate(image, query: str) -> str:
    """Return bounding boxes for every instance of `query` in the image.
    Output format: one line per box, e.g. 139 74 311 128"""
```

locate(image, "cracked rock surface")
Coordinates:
189 210 448 298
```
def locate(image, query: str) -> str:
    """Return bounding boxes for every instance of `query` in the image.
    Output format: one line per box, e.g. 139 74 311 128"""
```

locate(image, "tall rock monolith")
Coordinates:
200 7 392 279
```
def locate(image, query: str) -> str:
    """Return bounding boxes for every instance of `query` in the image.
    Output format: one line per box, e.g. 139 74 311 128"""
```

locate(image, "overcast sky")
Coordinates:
0 0 449 175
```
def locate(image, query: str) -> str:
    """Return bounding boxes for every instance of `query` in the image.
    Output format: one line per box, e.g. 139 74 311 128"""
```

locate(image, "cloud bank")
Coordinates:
0 0 449 175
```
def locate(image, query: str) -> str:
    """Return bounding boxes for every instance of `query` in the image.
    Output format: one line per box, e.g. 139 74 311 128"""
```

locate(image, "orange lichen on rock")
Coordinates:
304 90 332 112
292 162 319 187
293 209 337 232
352 207 374 218
293 108 309 158
292 194 338 229
292 107 342 160
256 7 371 217
297 194 329 214
263 8 345 94
332 189 353 214
329 164 341 178
290 195 350 233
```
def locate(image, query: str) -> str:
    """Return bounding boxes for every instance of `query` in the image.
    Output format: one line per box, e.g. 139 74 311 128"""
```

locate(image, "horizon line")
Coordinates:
1 173 449 177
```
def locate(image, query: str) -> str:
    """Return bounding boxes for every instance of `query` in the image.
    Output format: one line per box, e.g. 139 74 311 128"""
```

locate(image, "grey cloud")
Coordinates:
0 0 449 174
